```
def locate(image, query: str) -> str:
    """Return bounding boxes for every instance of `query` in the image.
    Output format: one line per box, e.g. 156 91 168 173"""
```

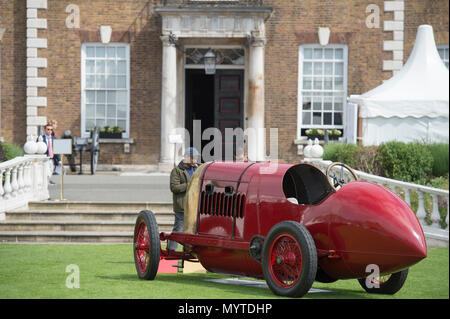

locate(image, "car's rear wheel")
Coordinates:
262 221 317 298
358 269 408 294
134 210 160 280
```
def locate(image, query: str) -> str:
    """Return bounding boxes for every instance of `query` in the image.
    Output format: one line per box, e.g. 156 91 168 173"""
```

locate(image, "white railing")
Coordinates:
0 155 50 219
307 159 449 230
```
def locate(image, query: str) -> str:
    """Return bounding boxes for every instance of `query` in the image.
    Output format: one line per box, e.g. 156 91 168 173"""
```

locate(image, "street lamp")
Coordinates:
204 49 216 75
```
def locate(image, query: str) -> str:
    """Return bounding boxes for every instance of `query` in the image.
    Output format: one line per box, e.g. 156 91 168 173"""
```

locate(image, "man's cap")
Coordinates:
184 147 200 157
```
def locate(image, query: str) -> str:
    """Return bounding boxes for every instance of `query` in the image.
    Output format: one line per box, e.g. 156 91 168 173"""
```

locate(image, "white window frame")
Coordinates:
297 44 348 139
437 44 449 69
81 42 130 138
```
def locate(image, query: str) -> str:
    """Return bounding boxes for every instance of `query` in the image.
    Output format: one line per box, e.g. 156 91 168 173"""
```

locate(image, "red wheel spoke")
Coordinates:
268 233 303 288
134 220 150 274
136 244 149 251
286 265 298 280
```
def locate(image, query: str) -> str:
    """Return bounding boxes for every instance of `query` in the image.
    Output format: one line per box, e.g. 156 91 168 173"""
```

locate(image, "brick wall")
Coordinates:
404 0 449 58
1 0 448 165
37 0 162 164
263 0 448 162
264 0 381 162
0 0 27 145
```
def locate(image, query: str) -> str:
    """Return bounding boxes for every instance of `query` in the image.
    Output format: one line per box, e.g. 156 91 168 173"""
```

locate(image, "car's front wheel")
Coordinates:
262 221 317 298
358 269 409 294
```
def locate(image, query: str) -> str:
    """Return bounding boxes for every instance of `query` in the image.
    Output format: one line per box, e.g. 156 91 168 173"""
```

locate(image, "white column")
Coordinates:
17 163 25 195
0 169 5 200
26 0 48 136
10 166 19 197
247 33 266 162
159 35 178 170
3 168 12 200
0 169 4 218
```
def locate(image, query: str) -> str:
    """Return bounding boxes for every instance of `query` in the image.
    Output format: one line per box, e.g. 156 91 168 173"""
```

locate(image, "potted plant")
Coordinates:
99 126 123 138
305 128 324 140
327 129 342 141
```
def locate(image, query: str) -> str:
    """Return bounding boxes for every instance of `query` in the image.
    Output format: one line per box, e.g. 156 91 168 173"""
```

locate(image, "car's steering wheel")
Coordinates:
326 162 359 190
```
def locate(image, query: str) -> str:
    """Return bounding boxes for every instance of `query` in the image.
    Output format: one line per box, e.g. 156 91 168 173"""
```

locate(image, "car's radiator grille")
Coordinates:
199 191 246 218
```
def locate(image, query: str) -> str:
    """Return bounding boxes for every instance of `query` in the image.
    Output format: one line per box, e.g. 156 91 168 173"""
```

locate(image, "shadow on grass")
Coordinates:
97 271 371 299
156 274 373 299
155 274 277 299
97 274 140 282
308 286 369 299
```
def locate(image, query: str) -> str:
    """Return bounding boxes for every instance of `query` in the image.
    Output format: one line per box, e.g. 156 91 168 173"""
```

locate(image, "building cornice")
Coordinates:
155 6 272 38
155 6 272 16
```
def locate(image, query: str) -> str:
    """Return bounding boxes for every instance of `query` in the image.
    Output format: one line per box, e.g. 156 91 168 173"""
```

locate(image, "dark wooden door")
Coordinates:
214 69 244 160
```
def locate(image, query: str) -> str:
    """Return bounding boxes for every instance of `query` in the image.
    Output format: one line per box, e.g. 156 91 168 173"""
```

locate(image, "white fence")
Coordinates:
308 159 449 230
0 155 50 219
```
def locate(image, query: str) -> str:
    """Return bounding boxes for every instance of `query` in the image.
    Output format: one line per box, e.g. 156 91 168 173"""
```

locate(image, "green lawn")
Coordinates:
0 244 447 299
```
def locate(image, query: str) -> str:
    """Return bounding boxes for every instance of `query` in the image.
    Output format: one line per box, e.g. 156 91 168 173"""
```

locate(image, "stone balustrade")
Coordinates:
0 155 50 219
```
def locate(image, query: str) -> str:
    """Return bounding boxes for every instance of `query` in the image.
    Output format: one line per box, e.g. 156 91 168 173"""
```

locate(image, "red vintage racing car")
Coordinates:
133 161 427 298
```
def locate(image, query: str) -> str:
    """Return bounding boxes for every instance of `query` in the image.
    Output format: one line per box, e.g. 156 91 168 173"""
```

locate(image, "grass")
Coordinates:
0 244 448 299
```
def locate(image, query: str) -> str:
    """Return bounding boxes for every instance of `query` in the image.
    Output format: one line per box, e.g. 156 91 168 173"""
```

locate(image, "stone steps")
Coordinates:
0 231 135 244
4 210 172 222
26 201 172 212
0 201 174 243
0 219 173 232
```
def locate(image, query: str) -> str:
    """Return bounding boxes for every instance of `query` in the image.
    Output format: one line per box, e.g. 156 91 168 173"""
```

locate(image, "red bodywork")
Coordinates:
161 161 427 280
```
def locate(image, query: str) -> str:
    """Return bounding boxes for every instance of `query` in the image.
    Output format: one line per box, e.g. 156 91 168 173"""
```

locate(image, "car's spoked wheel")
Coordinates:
262 221 317 298
135 221 150 274
358 269 409 294
133 210 160 280
371 274 392 286
268 233 303 288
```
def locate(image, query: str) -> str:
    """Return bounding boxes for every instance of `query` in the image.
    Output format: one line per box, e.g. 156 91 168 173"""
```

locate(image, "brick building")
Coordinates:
0 0 448 169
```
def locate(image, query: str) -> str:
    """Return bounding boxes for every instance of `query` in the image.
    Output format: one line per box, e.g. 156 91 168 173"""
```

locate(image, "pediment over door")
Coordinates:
155 7 272 38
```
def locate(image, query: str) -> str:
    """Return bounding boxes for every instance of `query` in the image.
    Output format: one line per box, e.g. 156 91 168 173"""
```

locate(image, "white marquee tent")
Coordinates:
348 25 449 146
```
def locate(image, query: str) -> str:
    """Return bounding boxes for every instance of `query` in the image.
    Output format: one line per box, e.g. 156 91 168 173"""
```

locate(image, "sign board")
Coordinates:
53 139 72 155
168 134 184 144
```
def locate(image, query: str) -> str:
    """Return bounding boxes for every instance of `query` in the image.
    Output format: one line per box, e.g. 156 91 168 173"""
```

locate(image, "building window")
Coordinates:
81 43 130 138
298 45 348 137
437 45 449 69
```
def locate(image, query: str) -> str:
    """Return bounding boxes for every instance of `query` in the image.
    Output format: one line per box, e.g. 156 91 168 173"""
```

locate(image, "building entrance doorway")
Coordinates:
185 69 244 162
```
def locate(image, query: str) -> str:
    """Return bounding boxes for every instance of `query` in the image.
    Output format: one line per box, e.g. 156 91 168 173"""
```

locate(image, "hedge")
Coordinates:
426 143 449 177
323 141 446 183
377 142 433 183
0 142 25 162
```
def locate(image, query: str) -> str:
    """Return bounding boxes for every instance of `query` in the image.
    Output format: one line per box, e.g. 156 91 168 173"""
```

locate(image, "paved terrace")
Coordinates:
48 169 172 203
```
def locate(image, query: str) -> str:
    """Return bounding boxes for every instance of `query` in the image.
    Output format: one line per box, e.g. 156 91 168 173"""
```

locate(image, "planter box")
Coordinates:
99 132 122 139
307 134 340 141
307 134 324 140
328 135 340 141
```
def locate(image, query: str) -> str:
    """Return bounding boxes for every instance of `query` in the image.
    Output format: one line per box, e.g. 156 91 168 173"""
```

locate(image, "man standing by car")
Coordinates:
167 147 199 251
